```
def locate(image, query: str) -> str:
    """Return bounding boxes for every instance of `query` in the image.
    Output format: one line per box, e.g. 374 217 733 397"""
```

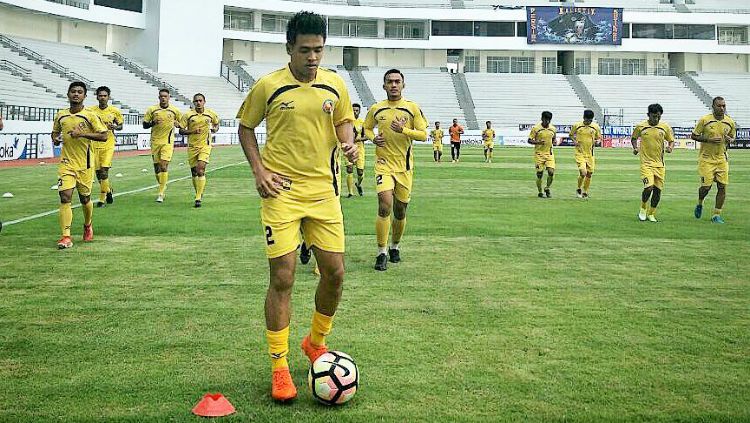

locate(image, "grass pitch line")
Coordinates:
3 161 246 228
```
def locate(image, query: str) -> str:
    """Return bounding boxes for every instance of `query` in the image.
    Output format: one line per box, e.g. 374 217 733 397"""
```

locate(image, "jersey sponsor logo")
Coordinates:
322 99 334 114
279 101 295 111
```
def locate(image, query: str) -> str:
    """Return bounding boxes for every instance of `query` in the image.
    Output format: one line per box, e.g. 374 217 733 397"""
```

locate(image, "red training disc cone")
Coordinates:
192 393 236 417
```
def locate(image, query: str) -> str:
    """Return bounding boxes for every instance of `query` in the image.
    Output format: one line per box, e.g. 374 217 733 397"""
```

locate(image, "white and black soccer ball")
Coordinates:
308 351 358 405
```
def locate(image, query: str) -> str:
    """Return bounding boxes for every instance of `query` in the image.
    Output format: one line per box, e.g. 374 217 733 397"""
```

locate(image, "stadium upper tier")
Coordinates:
292 0 749 11
579 75 709 127
692 73 749 125
465 73 585 126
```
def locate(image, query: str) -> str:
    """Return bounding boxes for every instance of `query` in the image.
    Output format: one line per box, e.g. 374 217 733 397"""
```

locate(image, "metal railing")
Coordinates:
110 52 191 104
0 103 143 124
220 62 248 92
0 60 31 77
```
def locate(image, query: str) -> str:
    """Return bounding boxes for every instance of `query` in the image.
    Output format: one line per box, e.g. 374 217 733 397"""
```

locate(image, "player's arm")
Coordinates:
337 121 358 164
112 110 124 131
238 125 282 198
569 125 578 146
666 126 675 153
51 115 62 145
691 118 721 144
396 108 427 141
72 115 109 141
527 128 539 145
142 107 156 129
178 115 197 135
595 126 602 147
630 126 641 155
363 108 384 147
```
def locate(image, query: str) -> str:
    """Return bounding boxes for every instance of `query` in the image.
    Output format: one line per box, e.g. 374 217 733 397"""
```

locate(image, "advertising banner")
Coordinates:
0 134 31 161
527 6 624 45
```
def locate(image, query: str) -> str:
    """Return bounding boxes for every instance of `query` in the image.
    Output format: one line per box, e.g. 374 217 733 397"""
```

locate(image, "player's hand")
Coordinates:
390 117 407 133
68 128 83 138
106 122 117 130
173 120 180 128
709 136 723 143
666 146 673 153
52 135 62 146
342 142 358 164
373 134 386 147
194 127 203 134
254 168 286 199
153 118 163 125
632 148 639 155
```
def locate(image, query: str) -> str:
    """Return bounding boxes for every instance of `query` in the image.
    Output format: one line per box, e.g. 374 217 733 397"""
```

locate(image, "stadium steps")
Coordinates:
349 67 376 108
565 74 604 125
678 73 713 108
0 59 65 97
691 72 750 124
105 52 192 106
0 35 93 90
451 72 478 130
226 60 255 91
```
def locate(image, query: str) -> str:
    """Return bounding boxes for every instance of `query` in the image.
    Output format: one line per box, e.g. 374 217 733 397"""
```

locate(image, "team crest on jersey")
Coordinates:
322 99 334 114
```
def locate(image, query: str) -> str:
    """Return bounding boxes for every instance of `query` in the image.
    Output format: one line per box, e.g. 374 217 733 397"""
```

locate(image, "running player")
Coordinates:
691 97 736 224
179 93 219 208
143 88 182 203
528 111 557 198
482 120 495 163
52 81 108 249
430 121 444 162
364 69 427 271
236 11 357 402
449 118 463 163
631 104 674 222
570 109 602 198
347 103 366 197
87 86 123 208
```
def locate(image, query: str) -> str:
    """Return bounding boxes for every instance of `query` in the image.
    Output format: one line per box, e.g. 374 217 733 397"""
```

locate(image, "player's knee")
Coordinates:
536 172 543 178
190 167 198 177
586 172 593 178
547 169 555 176
346 165 353 174
319 263 344 287
357 169 364 177
269 268 295 293
79 195 91 204
59 193 72 203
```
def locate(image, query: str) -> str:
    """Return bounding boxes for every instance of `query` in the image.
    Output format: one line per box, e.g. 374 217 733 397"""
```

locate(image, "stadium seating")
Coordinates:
0 44 79 107
578 75 708 127
154 73 246 119
0 68 64 109
362 67 465 126
10 37 191 113
692 73 750 125
465 73 585 126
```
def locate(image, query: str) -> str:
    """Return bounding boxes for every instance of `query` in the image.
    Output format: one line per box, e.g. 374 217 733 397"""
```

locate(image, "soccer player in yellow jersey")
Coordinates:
364 69 428 271
236 11 357 403
528 111 557 198
631 104 674 222
51 82 108 249
87 86 123 208
570 109 602 199
482 120 496 163
143 88 182 203
691 97 736 224
179 93 219 208
430 121 444 162
343 103 366 197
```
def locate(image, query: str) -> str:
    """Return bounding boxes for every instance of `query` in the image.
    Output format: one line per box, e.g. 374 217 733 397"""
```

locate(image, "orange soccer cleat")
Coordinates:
301 334 328 364
57 236 73 249
271 367 297 402
83 224 94 242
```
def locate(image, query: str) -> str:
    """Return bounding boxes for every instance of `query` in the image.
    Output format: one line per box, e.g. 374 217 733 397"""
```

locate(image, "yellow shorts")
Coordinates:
534 153 555 172
93 146 114 169
188 145 212 167
698 160 729 186
641 165 665 189
151 143 174 163
433 143 443 152
354 142 365 170
376 171 413 203
58 165 94 196
484 142 494 150
575 154 596 173
261 193 344 259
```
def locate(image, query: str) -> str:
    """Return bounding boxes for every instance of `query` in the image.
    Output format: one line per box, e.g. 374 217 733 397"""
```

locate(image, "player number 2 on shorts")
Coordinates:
265 225 275 245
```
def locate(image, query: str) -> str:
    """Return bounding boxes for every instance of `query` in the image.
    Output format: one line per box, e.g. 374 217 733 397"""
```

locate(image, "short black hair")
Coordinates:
193 93 206 101
542 111 553 120
68 81 87 94
352 103 361 108
383 69 404 83
435 121 440 125
583 109 594 120
647 103 663 115
712 96 724 106
486 121 491 125
96 86 110 96
159 88 170 95
286 11 327 45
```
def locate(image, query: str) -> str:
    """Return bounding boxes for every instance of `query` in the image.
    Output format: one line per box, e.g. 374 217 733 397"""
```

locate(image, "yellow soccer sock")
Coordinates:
577 175 584 190
648 206 658 216
310 310 334 347
158 172 168 195
266 326 290 370
546 174 554 189
713 208 721 216
191 176 197 192
391 217 406 245
583 176 592 193
641 201 648 209
346 174 354 195
489 150 493 160
59 203 73 237
195 176 206 200
536 177 543 193
376 215 390 249
99 179 110 202
82 201 93 225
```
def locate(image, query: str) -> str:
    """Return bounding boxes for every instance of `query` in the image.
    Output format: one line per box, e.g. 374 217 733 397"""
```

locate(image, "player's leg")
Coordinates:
390 199 408 263
375 174 394 271
647 172 664 222
695 161 713 219
455 143 461 162
305 247 343 355
345 164 354 198
194 160 208 206
96 167 110 207
484 146 488 162
544 166 554 198
711 163 729 223
356 167 365 196
488 146 493 163
266 251 298 401
639 169 655 221
57 183 74 248
536 169 544 198
77 169 95 241
434 148 438 162
577 165 586 198
583 171 593 198
451 143 456 162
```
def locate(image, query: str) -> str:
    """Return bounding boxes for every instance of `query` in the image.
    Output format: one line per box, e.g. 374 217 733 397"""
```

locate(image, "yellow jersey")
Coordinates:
144 104 182 146
430 129 444 146
693 113 736 163
52 108 108 170
632 120 674 167
86 104 123 150
529 123 557 155
570 121 601 157
364 97 428 174
237 65 354 200
181 108 220 148
482 128 496 144
353 117 366 144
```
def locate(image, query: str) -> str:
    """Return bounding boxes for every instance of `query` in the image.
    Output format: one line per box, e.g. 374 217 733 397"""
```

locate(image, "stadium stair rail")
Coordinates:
0 35 93 89
678 72 713 108
349 67 376 108
451 72 478 130
106 52 192 105
564 74 604 126
225 61 255 91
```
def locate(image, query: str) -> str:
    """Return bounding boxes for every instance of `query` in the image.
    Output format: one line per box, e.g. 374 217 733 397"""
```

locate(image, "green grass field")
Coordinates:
1 145 748 422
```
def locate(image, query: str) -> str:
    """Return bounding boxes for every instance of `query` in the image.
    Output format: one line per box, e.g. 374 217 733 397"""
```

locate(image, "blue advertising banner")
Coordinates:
527 6 623 45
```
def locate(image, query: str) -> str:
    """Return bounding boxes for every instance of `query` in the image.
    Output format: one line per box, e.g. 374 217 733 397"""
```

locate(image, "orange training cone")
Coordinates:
192 393 236 417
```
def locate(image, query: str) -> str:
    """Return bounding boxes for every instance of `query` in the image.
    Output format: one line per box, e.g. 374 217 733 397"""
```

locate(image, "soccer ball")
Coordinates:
308 351 358 405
